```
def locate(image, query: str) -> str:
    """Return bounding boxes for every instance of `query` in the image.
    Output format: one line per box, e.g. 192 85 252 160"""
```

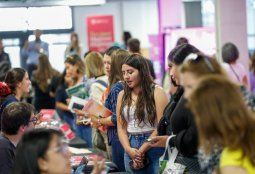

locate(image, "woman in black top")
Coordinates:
150 44 202 173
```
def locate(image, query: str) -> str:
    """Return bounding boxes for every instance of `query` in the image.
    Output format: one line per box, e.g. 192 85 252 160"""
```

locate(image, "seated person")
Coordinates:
0 102 36 174
13 128 105 174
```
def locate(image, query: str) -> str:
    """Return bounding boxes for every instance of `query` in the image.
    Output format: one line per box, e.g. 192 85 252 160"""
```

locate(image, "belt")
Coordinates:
127 130 153 135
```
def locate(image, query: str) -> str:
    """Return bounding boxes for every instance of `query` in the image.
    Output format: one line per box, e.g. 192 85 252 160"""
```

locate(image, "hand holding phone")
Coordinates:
145 138 157 143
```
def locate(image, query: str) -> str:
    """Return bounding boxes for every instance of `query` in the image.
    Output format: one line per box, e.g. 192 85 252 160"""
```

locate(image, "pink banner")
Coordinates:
87 15 114 52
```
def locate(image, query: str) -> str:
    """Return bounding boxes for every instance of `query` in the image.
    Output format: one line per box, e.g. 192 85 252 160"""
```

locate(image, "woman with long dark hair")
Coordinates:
117 54 168 173
0 68 30 129
31 54 60 111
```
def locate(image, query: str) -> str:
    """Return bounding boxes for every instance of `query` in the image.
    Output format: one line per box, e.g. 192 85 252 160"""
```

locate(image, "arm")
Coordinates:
221 166 247 174
138 86 169 153
56 102 69 112
21 43 29 58
42 42 49 56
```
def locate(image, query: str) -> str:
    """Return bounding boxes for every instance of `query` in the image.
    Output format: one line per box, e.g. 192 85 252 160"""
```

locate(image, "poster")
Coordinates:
87 15 114 52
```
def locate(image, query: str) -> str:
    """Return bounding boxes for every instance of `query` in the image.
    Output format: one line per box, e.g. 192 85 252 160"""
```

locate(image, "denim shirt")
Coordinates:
105 81 123 145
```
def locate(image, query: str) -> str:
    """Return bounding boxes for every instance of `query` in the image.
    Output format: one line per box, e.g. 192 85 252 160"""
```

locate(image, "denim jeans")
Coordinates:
112 138 125 172
63 115 75 131
124 133 164 174
75 124 92 148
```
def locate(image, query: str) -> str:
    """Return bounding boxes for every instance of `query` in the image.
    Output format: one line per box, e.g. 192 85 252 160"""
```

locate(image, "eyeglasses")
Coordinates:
184 53 215 72
29 117 38 125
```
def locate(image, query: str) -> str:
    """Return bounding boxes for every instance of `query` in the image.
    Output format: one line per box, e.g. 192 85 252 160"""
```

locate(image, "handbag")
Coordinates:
92 129 106 151
159 135 186 174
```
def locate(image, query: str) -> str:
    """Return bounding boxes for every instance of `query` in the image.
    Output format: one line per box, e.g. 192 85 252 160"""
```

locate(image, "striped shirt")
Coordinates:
105 81 124 145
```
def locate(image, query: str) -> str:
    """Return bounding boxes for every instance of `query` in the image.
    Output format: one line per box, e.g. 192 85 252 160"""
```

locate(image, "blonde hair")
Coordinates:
84 52 105 78
188 75 255 165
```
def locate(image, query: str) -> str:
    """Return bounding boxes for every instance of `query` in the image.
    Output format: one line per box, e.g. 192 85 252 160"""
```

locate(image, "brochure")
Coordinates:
68 96 88 113
66 83 89 99
82 99 112 118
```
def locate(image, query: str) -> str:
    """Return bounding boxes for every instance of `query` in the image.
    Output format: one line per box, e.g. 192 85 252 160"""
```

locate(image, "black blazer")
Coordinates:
169 96 199 157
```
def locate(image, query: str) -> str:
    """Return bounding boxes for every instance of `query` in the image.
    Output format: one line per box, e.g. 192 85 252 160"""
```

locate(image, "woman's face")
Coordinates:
168 61 180 86
39 135 72 174
18 72 31 94
122 64 140 89
71 35 77 44
65 62 78 79
180 71 198 99
64 73 73 85
103 54 111 76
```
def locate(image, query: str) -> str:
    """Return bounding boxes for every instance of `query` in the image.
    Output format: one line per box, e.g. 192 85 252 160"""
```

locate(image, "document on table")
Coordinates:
68 147 92 154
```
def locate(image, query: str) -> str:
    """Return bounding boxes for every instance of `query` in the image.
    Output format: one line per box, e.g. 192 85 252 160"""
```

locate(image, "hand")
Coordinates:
73 109 86 117
91 159 105 174
133 149 145 169
127 148 143 160
66 98 71 105
35 112 43 124
149 136 168 147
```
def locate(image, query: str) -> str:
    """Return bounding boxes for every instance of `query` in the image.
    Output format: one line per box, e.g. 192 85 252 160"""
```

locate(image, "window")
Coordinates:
0 6 72 32
27 6 72 30
0 8 27 31
2 38 21 67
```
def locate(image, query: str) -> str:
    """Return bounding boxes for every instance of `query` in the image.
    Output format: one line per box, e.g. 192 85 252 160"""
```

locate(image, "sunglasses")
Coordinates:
184 53 215 72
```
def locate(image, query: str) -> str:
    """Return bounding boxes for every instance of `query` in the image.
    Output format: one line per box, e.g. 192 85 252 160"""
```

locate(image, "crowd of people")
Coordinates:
0 30 255 174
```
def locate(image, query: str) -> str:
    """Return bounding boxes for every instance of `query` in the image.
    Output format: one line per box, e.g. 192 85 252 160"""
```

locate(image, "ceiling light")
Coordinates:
0 0 106 8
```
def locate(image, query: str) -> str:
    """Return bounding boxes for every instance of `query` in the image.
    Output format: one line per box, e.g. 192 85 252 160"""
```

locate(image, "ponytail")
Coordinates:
0 82 12 97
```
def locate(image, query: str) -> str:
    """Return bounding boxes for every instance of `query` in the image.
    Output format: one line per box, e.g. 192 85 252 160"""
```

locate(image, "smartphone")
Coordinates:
145 138 157 143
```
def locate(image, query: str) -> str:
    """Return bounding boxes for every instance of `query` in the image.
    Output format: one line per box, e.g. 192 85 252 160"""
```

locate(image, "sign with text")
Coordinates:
87 15 114 52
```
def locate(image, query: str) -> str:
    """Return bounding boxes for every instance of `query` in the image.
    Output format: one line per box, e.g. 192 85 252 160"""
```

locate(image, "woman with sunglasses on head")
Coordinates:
117 54 168 173
0 68 31 129
178 53 255 174
188 76 255 174
150 44 202 173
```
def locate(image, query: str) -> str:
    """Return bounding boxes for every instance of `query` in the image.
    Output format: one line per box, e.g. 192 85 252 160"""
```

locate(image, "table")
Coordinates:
69 137 88 148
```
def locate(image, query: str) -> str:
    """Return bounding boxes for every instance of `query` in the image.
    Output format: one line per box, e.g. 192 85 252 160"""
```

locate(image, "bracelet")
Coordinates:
97 118 102 126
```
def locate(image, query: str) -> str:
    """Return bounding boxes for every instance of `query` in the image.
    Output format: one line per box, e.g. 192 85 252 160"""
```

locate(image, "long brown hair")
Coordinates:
70 32 81 55
108 49 129 91
120 54 156 127
34 54 59 92
188 75 255 165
